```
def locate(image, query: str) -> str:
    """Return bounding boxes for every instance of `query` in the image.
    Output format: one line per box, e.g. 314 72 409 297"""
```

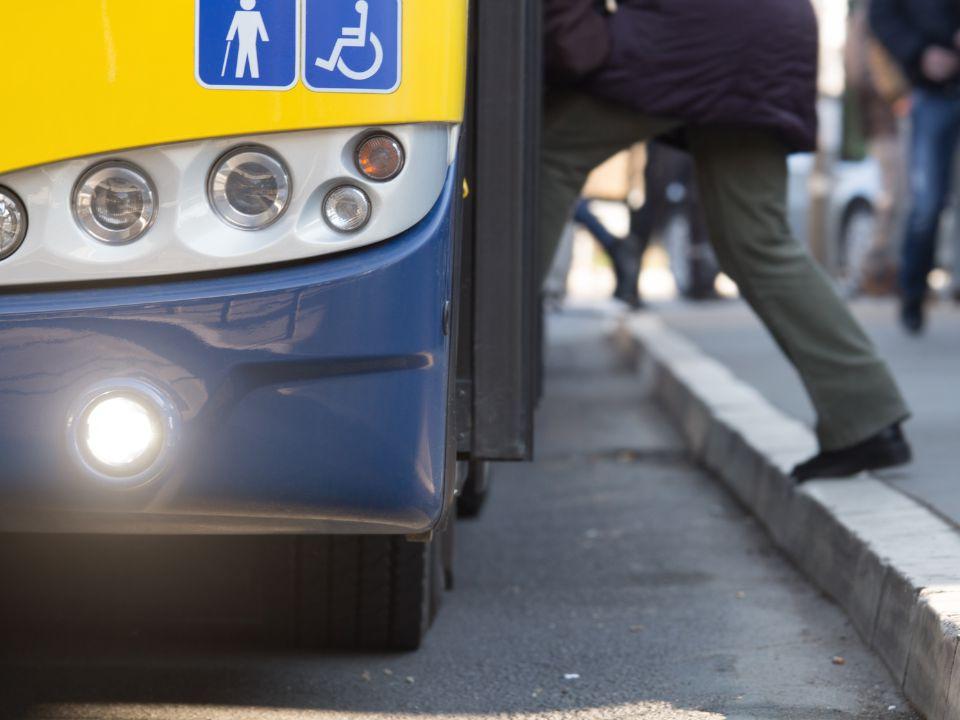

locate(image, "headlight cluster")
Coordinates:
0 132 406 260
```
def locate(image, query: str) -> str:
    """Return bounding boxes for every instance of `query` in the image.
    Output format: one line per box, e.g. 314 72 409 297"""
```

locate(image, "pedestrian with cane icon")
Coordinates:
223 0 270 80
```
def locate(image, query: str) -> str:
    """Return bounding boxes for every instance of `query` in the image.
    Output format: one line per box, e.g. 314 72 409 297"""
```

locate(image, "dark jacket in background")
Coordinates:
544 0 820 152
869 0 960 91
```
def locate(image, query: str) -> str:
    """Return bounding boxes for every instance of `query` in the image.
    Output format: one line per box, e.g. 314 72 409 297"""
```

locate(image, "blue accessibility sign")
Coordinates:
196 0 299 90
302 0 402 93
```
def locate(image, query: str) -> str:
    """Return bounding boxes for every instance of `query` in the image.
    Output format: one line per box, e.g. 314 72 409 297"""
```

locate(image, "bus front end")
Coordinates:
0 0 468 648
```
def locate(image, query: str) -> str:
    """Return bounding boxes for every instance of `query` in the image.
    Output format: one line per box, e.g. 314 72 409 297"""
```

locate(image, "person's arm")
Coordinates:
544 0 611 82
226 14 239 42
868 0 928 76
258 14 269 42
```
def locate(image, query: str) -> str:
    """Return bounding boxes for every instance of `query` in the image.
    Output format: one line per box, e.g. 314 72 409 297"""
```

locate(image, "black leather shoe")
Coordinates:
901 300 924 335
791 424 912 483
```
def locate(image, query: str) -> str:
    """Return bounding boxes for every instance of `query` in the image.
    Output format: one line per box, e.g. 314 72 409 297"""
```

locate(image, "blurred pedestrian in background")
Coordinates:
844 0 909 296
631 141 717 301
870 0 960 333
573 197 644 309
542 0 912 481
557 140 718 311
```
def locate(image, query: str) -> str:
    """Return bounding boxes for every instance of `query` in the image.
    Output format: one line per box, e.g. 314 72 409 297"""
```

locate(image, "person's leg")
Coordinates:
574 199 619 255
900 91 960 322
235 47 248 78
543 221 576 304
953 205 960 301
687 126 909 453
538 91 677 284
628 143 669 258
623 144 673 302
574 197 644 308
628 202 654 259
675 148 718 299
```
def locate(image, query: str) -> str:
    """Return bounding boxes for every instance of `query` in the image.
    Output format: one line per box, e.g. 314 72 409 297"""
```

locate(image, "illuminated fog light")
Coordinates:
83 395 161 471
355 134 405 182
69 381 178 485
323 185 371 232
209 146 291 230
0 187 27 261
73 161 157 244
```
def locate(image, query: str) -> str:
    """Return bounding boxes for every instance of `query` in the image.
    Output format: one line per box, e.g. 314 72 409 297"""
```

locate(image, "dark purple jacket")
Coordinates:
545 0 820 152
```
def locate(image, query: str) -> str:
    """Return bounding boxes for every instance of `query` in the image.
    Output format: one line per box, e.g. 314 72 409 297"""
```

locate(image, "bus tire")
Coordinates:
296 533 442 651
456 461 491 519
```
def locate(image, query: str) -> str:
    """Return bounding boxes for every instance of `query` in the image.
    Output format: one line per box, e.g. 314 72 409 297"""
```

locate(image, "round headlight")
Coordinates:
81 394 163 476
208 146 291 230
73 161 157 244
0 187 27 261
68 380 180 487
355 134 405 182
323 185 371 233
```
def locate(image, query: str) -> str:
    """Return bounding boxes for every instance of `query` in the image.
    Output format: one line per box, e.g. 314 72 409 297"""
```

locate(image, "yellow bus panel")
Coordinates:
2 0 468 174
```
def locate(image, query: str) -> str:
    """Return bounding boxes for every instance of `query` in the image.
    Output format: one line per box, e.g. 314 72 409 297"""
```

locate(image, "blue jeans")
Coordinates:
902 89 960 306
573 198 620 254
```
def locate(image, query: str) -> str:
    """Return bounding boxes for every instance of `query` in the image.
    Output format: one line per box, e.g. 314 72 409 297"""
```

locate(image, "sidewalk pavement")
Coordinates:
659 298 960 526
608 296 960 720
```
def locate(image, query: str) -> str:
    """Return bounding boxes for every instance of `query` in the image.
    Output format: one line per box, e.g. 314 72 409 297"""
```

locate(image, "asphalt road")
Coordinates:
0 310 916 720
659 297 960 526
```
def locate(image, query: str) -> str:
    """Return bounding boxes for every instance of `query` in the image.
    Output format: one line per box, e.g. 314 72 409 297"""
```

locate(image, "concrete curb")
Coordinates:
621 314 960 720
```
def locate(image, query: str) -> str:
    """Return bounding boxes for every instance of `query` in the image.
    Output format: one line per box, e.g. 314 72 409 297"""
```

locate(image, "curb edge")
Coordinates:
620 314 960 720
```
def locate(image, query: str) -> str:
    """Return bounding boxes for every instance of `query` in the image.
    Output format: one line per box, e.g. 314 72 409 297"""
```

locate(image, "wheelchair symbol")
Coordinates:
314 0 383 81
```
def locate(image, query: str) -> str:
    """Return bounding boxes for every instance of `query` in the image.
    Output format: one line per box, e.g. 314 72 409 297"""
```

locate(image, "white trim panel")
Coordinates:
0 123 454 286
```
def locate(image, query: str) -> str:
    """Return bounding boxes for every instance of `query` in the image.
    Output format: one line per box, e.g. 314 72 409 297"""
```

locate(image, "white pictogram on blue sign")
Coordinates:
196 0 299 90
303 0 401 93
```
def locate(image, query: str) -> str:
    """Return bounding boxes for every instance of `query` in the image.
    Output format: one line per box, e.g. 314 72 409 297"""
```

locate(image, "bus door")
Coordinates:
455 0 543 507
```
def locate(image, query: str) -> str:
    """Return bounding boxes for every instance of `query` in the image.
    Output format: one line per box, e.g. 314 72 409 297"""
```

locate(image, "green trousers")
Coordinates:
539 91 909 450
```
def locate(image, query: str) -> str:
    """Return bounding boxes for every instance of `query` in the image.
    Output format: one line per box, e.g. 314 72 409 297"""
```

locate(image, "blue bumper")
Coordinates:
0 172 458 534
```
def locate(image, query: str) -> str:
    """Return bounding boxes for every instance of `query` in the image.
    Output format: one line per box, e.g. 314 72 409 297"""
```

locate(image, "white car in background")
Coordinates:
788 95 957 297
787 151 882 295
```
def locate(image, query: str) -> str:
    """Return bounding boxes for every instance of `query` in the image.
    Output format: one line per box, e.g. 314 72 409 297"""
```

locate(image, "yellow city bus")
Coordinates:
0 0 541 649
